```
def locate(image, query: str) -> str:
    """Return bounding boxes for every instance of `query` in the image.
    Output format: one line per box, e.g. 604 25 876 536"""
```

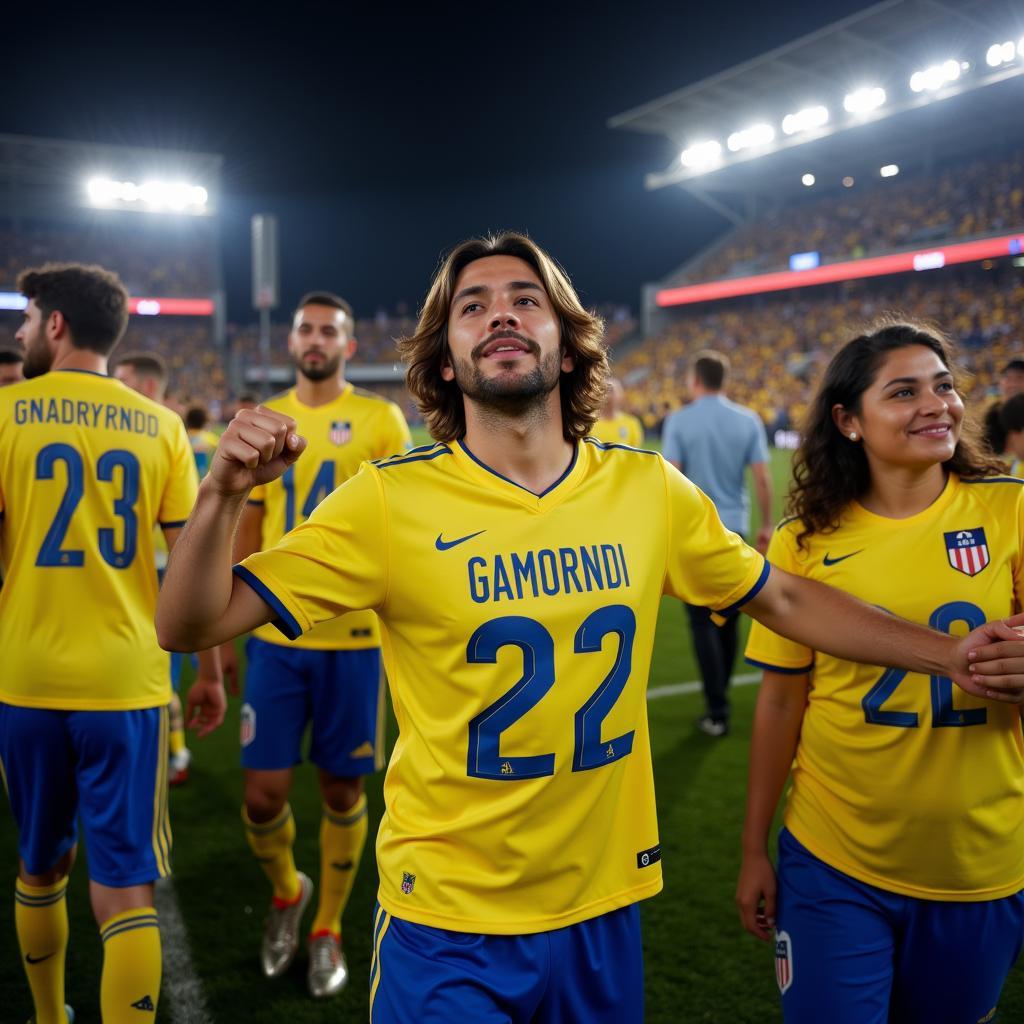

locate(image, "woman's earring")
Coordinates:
849 432 858 441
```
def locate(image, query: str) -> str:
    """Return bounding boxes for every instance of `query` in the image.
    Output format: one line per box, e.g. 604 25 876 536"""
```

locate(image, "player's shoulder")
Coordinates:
582 435 659 459
262 389 295 412
350 385 396 406
954 472 1024 514
373 440 454 472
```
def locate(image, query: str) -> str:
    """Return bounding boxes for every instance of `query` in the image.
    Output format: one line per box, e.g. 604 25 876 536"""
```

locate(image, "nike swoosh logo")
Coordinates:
435 530 486 551
823 550 864 566
25 952 55 965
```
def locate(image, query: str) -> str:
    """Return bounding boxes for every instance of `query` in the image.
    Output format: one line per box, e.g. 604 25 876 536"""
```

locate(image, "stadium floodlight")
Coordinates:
909 59 961 93
880 164 899 178
781 105 829 136
987 41 1017 67
726 123 775 153
85 176 209 213
680 140 722 170
801 173 815 187
843 87 886 115
842 176 855 188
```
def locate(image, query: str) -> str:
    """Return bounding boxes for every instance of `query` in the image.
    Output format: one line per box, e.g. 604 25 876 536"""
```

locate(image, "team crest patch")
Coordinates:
240 703 256 747
329 420 351 446
774 930 794 995
401 872 416 895
944 527 990 577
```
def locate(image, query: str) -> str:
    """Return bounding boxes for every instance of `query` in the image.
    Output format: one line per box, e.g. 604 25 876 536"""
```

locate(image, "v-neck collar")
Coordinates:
453 438 584 510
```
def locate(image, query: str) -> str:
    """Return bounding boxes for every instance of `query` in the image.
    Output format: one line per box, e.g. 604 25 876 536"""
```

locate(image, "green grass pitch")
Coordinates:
3 446 1023 1021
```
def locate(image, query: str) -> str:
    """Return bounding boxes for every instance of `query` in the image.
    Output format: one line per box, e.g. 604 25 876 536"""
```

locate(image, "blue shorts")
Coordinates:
0 703 171 886
368 903 644 1024
240 637 384 777
775 828 1024 1023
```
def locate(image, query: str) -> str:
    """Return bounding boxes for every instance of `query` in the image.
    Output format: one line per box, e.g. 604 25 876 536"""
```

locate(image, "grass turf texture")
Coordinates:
3 445 1023 1021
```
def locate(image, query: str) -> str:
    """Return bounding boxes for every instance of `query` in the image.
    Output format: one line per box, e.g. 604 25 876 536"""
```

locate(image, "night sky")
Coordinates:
5 1 870 321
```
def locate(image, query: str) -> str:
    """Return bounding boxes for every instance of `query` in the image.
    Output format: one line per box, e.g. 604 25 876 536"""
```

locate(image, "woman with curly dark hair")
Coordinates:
736 320 1024 1023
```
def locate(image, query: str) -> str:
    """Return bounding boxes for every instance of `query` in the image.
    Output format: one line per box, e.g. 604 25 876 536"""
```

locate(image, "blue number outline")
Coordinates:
283 460 336 531
97 449 140 569
35 444 85 567
573 605 637 771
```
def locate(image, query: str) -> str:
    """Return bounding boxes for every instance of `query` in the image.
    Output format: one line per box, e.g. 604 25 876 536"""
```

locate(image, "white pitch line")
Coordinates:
155 876 214 1024
647 671 760 701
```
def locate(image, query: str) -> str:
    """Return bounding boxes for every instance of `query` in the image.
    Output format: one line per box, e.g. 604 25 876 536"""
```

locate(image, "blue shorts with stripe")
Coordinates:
368 903 644 1023
774 828 1024 1024
240 637 384 776
0 703 171 886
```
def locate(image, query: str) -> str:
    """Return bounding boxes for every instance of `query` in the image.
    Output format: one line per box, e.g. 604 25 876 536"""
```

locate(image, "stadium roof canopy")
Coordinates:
0 133 224 219
608 0 1024 223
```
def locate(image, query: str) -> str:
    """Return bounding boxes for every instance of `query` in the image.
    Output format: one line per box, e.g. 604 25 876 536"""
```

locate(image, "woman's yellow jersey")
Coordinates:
237 438 766 932
746 474 1024 900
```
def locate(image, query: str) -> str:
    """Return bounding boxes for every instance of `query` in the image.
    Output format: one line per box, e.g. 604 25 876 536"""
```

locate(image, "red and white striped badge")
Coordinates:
944 528 990 577
774 930 794 994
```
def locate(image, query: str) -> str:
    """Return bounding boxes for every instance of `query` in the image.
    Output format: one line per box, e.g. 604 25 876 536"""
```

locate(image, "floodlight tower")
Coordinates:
251 214 279 401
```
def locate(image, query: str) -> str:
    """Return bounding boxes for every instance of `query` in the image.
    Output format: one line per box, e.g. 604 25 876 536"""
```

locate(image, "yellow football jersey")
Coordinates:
746 474 1024 900
0 371 198 710
590 412 644 449
237 437 766 932
248 385 411 650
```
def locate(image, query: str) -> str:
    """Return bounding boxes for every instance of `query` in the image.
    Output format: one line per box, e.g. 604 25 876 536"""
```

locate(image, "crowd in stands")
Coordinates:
687 149 1024 283
0 217 217 298
617 264 1024 437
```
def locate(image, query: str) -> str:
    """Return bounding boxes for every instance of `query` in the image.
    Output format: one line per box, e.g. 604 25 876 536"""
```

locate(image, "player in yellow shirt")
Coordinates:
157 236 1024 1023
737 321 1024 1023
227 290 410 998
590 377 644 448
0 264 225 1024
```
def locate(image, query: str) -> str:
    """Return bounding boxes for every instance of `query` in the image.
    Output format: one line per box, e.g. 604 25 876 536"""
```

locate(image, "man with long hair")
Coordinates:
0 264 225 1024
157 233 1024 1021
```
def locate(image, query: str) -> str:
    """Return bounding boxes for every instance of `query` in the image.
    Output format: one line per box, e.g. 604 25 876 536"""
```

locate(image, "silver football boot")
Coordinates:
260 872 313 978
307 932 349 998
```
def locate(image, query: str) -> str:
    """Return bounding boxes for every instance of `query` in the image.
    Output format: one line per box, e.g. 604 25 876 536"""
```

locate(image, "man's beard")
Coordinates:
21 325 52 379
293 350 341 382
450 340 563 417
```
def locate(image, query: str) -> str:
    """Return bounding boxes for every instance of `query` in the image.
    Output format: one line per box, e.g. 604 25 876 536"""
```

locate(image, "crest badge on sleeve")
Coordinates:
944 528 989 577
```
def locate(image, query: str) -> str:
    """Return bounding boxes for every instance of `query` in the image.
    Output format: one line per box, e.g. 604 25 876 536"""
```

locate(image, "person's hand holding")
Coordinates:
736 849 777 941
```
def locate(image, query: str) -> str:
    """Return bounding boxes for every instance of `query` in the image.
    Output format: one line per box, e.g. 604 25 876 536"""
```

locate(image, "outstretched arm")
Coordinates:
744 566 1024 702
156 408 307 652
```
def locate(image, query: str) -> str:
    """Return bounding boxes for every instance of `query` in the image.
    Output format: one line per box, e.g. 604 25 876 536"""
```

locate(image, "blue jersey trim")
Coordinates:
961 477 1024 485
582 436 660 457
55 368 108 377
232 564 303 641
745 656 814 675
776 514 800 530
246 499 265 507
718 561 771 617
376 445 452 470
158 519 188 529
457 439 579 497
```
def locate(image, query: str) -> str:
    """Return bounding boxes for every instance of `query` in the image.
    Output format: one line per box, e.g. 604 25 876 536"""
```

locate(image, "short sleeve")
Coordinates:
376 403 413 459
159 419 200 527
661 412 685 466
662 461 768 611
748 415 770 465
744 525 815 674
248 482 266 505
234 463 387 640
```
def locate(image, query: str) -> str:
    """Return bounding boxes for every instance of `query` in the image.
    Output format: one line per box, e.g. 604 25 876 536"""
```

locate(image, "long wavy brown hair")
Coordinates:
397 231 608 441
789 318 1006 549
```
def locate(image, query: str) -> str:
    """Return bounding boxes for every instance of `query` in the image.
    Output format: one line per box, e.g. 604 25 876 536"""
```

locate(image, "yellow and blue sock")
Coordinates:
15 877 69 1024
311 794 368 938
243 803 301 905
99 908 161 1023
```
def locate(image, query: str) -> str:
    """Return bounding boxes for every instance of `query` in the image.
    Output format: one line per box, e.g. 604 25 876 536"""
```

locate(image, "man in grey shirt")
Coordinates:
662 350 772 736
